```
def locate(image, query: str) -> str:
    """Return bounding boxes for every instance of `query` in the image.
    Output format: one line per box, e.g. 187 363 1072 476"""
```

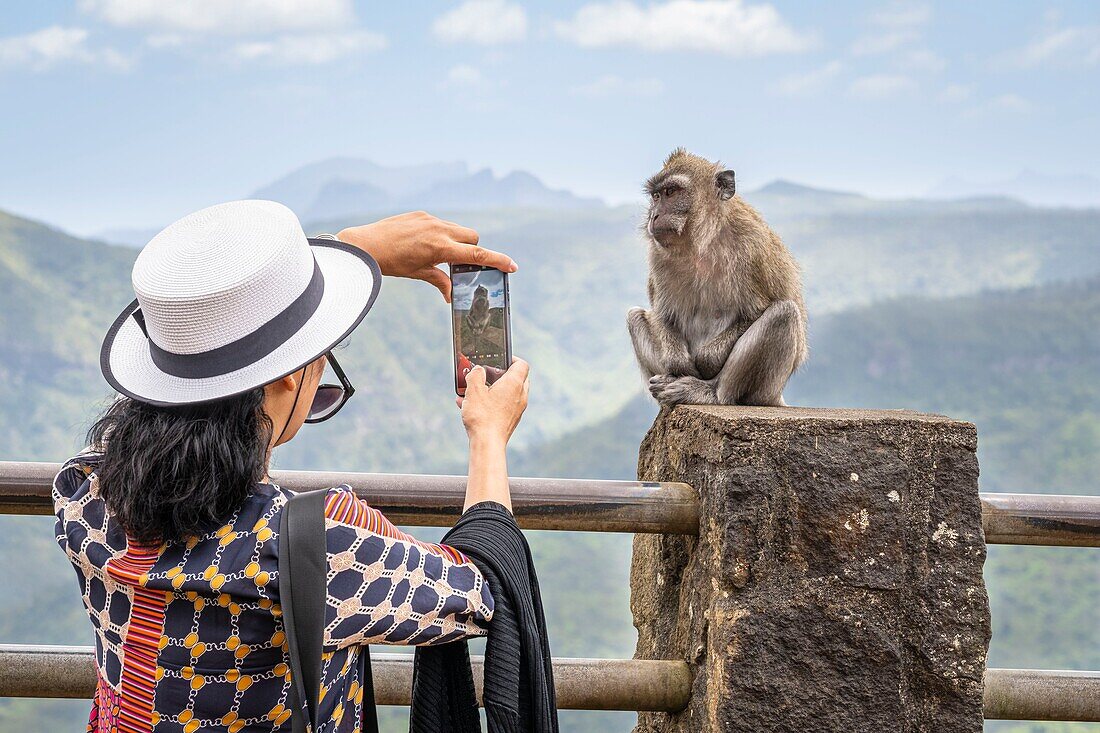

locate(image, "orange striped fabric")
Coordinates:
323 487 470 564
105 543 165 733
90 682 124 733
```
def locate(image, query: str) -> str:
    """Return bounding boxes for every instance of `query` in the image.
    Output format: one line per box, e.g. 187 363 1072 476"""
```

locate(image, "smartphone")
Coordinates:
450 264 512 396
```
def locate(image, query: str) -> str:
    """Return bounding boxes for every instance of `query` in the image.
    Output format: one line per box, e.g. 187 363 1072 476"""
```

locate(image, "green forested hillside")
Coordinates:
790 277 1100 493
748 187 1100 313
0 207 650 466
0 212 134 459
297 192 1100 474
0 202 1097 732
520 276 1100 493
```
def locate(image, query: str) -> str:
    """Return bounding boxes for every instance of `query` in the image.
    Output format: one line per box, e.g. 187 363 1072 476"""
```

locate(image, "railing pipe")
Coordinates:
0 644 691 712
3 461 1099 545
984 668 1100 722
0 461 699 535
980 493 1100 547
2 645 1096 721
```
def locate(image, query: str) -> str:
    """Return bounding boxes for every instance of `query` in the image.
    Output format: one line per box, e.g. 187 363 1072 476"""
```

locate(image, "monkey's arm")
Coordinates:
627 307 699 380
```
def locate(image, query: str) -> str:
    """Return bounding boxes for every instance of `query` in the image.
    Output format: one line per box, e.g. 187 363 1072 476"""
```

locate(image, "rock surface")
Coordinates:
631 406 990 733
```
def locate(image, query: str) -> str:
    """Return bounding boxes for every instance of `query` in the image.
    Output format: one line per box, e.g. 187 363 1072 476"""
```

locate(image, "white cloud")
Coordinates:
961 93 1033 118
444 64 489 88
555 0 817 56
571 74 665 97
869 1 931 29
230 30 386 65
937 83 971 103
81 0 385 66
990 93 1031 112
851 1 932 57
776 60 843 96
1009 24 1100 68
0 25 129 71
847 73 917 99
144 33 187 49
79 0 354 35
433 0 528 45
851 29 918 56
900 48 945 71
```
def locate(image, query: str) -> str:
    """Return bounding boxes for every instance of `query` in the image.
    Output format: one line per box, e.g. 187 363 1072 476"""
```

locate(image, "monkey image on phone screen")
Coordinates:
451 265 511 395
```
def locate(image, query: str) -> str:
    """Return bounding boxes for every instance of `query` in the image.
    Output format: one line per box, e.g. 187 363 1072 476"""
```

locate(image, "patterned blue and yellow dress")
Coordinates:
53 453 494 733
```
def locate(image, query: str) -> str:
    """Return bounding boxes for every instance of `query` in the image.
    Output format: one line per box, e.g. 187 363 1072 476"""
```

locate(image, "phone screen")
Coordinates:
451 265 511 395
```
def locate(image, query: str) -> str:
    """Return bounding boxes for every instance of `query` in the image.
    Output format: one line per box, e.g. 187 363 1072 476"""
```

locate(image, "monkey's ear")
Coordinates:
716 169 736 200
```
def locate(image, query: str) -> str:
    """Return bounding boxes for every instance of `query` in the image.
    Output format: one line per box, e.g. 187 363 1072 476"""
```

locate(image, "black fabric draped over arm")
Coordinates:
410 501 558 733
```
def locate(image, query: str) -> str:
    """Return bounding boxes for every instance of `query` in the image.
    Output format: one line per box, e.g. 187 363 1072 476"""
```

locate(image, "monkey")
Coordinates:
627 149 808 407
465 284 491 352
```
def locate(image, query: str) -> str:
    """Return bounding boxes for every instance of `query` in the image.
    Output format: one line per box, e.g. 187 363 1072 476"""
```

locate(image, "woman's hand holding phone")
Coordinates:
458 359 529 512
339 211 524 512
459 359 529 443
337 212 517 303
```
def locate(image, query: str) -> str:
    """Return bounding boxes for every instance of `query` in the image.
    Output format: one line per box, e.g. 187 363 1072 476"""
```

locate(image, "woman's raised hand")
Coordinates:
338 212 517 302
458 359 530 448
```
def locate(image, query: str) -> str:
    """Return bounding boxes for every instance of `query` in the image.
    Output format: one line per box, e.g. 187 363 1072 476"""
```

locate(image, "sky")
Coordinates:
453 269 506 310
1 0 1098 234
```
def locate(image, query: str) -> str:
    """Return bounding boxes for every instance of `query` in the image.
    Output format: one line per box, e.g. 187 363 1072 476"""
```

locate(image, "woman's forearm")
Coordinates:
464 436 513 512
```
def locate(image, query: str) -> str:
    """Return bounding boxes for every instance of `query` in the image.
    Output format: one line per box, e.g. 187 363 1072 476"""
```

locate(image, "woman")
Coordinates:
53 200 530 733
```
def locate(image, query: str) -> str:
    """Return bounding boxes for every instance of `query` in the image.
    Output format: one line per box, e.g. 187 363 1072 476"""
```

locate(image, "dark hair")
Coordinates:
87 388 273 545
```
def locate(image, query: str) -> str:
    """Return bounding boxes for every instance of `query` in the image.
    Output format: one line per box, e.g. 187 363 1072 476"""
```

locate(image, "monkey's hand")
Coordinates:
649 375 718 405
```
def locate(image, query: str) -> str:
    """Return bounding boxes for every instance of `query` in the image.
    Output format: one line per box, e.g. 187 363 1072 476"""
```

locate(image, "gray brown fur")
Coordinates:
627 149 808 406
465 284 491 348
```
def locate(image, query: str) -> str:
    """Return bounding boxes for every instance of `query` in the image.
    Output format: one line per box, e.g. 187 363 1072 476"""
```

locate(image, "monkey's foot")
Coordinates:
649 375 717 405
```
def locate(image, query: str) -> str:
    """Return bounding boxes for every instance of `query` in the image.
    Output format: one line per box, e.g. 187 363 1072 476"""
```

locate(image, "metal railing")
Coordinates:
0 460 1097 722
0 461 700 535
0 647 1095 721
0 645 691 712
984 668 1100 722
2 461 1097 545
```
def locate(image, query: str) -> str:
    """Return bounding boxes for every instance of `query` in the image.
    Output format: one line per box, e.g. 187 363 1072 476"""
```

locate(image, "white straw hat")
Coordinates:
100 200 380 405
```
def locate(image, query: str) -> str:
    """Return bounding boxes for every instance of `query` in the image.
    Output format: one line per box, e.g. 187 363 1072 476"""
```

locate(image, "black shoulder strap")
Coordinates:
280 489 327 733
279 489 379 733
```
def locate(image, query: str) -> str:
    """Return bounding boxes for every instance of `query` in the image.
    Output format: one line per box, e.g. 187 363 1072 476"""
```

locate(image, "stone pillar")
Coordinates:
631 406 991 733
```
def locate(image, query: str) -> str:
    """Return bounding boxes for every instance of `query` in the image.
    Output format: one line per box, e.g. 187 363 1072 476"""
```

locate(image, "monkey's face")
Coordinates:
646 174 694 247
645 153 736 250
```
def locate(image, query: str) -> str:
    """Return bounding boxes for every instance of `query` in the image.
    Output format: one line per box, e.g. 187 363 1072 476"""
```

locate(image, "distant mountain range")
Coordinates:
96 159 606 246
95 159 1100 248
254 157 604 222
754 179 863 200
928 170 1100 209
